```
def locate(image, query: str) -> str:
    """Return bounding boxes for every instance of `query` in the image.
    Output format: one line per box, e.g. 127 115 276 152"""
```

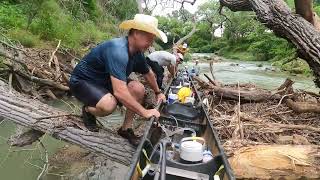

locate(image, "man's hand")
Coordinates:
157 93 166 104
143 109 160 119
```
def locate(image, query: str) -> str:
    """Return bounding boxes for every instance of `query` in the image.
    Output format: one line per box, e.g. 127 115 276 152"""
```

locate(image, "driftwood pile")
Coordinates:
0 40 76 100
194 70 320 179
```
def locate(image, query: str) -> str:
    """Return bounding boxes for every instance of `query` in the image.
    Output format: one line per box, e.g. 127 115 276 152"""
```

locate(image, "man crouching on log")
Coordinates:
69 14 167 146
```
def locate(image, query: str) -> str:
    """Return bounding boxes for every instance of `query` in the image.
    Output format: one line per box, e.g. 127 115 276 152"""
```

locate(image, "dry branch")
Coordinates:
15 70 69 91
48 40 61 67
210 85 277 102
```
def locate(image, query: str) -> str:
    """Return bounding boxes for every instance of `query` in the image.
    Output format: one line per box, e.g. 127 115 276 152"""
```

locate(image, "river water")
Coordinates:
0 55 318 180
189 54 319 92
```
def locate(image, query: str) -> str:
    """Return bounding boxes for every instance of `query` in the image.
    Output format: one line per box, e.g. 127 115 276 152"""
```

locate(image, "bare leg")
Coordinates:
86 93 117 117
121 81 145 130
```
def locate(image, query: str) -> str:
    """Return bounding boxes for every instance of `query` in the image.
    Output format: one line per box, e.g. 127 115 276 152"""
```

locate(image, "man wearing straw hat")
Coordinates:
69 14 167 146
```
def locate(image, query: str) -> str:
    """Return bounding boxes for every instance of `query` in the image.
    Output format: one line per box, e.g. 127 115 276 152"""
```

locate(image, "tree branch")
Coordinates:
219 0 252 12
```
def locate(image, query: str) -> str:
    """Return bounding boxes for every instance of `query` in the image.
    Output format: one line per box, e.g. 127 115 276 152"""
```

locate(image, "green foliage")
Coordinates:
101 0 138 20
246 25 296 61
30 0 72 40
1 0 119 51
314 0 320 6
0 2 26 29
183 53 192 62
7 29 41 48
284 0 295 9
273 59 312 76
82 0 101 21
314 6 320 16
157 16 191 49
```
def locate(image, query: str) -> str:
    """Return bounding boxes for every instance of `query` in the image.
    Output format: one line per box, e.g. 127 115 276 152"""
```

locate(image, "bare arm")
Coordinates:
143 70 161 93
111 76 147 117
167 64 176 77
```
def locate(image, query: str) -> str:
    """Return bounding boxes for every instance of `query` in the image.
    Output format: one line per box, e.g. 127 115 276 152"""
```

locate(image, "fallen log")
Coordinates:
0 80 135 166
210 86 277 102
286 99 320 114
229 145 320 179
195 76 279 102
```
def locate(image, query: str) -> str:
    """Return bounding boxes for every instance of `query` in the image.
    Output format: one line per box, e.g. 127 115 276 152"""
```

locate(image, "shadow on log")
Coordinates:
0 80 135 166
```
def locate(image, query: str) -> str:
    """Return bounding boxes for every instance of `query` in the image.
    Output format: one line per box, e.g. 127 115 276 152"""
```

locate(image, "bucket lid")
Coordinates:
181 141 202 149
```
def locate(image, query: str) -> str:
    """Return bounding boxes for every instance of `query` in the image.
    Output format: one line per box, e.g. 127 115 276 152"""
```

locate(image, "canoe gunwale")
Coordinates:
126 78 235 180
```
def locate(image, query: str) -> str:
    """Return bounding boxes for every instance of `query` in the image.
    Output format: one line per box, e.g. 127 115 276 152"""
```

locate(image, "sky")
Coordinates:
152 0 208 16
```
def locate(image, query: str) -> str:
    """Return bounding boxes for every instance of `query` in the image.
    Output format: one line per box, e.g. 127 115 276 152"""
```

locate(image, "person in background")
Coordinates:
176 43 189 55
69 14 167 146
189 60 200 77
194 59 200 76
146 51 184 89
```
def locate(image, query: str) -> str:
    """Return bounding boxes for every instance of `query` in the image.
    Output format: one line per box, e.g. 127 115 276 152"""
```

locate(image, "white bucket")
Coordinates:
180 137 205 162
168 93 178 104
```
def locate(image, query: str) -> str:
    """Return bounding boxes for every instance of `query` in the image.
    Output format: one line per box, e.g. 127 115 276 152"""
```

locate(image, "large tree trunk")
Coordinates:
219 0 320 88
0 81 135 166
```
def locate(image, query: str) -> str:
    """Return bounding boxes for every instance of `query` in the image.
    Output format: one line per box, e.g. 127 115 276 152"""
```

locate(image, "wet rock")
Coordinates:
230 63 239 66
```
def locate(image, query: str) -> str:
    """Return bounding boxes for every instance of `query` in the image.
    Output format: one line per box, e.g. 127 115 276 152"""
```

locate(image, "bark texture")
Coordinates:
0 80 135 166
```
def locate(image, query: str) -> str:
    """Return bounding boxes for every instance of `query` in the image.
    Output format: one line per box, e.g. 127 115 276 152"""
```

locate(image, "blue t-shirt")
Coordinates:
71 37 149 89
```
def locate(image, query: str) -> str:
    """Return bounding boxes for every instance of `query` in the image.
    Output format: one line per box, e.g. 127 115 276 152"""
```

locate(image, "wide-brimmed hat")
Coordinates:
119 14 168 43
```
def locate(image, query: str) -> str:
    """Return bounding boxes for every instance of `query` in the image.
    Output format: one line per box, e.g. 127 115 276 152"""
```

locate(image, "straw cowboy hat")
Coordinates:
119 14 168 43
